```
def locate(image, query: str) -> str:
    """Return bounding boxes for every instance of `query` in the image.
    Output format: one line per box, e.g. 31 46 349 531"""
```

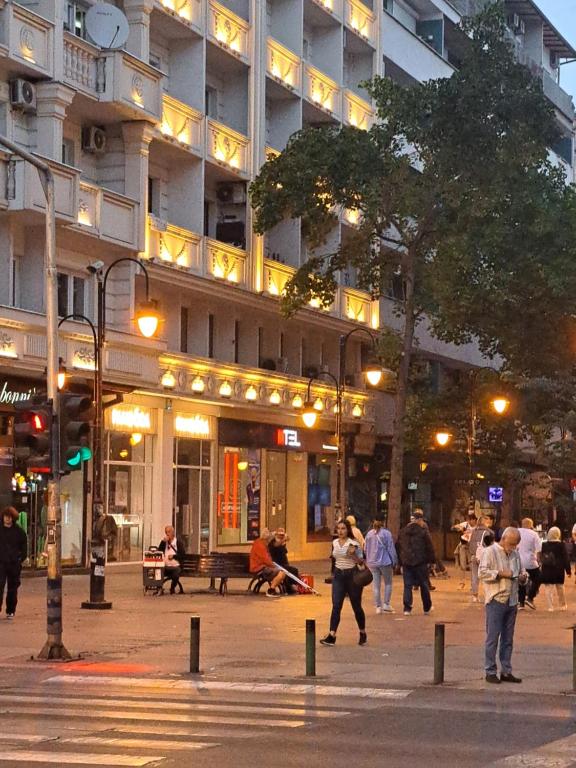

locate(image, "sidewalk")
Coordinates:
2 561 575 695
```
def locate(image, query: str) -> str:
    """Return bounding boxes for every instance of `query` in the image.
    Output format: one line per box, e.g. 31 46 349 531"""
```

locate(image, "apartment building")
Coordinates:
0 0 573 567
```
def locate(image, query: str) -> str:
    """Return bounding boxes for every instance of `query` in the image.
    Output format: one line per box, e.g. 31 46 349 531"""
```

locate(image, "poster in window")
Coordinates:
114 470 129 507
246 451 261 540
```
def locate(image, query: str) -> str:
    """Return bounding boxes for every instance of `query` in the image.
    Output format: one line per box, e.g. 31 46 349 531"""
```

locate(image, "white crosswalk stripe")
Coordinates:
0 675 404 766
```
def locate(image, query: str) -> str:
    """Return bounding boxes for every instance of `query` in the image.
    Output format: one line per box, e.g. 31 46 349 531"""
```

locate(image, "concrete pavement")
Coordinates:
2 561 575 696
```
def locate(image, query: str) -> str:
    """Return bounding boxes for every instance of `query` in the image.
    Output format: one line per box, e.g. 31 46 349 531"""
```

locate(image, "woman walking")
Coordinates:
541 527 570 611
365 517 397 613
320 519 367 646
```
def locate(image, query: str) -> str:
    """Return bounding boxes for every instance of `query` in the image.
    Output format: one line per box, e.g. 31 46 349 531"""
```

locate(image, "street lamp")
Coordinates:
81 258 160 610
434 431 452 447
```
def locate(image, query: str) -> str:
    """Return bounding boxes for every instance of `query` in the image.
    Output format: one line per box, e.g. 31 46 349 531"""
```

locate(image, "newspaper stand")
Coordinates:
143 548 165 595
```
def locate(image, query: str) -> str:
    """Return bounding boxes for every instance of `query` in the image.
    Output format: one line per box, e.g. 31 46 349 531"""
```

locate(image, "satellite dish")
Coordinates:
85 3 129 50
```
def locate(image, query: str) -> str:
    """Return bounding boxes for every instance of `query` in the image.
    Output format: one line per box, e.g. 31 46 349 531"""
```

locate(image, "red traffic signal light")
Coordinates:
14 398 53 474
32 413 45 431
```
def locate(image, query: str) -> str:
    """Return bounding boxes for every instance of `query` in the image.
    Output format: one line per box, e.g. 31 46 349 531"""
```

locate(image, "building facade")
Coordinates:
0 0 573 565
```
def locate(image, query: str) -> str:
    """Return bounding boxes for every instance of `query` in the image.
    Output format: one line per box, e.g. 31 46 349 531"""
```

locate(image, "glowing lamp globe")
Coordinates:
302 402 318 429
435 431 452 447
136 300 160 338
492 397 510 415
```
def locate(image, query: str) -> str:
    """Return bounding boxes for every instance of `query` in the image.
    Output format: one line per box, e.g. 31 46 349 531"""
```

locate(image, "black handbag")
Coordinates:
352 565 373 588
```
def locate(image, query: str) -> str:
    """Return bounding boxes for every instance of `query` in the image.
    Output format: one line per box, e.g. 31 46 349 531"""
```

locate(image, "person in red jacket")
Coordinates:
249 528 285 597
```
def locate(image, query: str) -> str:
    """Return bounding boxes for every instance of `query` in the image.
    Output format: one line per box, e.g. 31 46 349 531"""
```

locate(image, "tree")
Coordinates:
250 3 576 534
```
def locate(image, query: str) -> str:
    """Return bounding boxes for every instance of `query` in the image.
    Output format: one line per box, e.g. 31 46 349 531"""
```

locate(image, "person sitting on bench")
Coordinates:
249 528 285 598
158 525 185 594
269 528 299 594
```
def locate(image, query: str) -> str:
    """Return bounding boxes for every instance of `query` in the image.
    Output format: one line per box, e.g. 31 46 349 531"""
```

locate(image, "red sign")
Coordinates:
276 428 301 448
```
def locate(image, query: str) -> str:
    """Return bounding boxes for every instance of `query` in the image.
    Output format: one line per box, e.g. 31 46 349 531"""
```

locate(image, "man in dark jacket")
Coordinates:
0 506 28 618
158 525 186 594
397 510 436 615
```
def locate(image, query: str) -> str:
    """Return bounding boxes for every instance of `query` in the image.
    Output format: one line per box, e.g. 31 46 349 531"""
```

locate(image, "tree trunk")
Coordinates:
387 250 417 537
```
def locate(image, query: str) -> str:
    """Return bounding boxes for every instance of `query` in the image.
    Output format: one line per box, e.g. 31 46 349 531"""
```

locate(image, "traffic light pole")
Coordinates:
0 135 69 659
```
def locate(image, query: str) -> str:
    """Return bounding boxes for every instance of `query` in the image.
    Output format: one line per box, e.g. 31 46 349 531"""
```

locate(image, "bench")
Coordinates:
179 552 275 596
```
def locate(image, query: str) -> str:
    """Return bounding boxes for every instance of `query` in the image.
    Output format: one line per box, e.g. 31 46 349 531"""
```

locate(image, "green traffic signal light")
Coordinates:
80 446 92 461
67 451 82 468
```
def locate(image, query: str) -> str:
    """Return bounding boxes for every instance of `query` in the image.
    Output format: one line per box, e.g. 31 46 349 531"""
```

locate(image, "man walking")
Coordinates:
397 510 436 616
365 517 397 613
479 527 527 684
517 518 542 610
0 506 27 618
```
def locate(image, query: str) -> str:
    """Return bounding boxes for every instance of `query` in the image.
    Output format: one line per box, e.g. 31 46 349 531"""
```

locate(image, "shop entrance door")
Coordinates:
11 474 47 568
266 451 287 531
173 438 212 555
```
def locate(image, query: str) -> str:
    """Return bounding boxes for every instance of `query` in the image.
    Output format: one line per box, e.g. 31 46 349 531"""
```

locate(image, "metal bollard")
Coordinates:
306 619 316 677
433 623 445 685
573 628 576 692
190 616 200 674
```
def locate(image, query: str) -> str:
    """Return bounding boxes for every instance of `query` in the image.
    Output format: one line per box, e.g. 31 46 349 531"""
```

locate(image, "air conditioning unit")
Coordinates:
10 79 36 112
216 183 246 204
82 126 107 153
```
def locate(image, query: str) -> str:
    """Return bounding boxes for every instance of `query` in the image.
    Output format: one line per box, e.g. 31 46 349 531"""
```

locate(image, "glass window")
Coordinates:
307 454 336 542
173 437 212 554
73 276 85 316
217 447 261 546
57 273 69 317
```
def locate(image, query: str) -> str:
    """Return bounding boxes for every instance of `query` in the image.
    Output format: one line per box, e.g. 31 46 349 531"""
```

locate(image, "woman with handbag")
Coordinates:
320 519 368 647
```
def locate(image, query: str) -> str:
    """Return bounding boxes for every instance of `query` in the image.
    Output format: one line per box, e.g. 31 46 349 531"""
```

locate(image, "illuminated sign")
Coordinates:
488 487 503 503
0 381 36 405
109 406 153 433
175 414 213 438
276 428 301 448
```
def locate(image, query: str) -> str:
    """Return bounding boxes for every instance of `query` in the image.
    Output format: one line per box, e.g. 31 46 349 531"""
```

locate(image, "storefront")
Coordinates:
0 374 86 568
216 417 339 560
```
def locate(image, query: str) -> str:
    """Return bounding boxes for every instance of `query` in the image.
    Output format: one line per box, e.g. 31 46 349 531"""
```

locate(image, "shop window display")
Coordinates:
217 447 261 545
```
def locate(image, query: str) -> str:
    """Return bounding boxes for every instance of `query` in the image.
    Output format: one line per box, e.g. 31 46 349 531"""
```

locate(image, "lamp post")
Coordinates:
79 258 159 610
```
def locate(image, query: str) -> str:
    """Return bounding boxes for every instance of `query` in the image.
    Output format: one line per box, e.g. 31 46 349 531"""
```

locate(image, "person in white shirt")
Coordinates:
517 518 542 610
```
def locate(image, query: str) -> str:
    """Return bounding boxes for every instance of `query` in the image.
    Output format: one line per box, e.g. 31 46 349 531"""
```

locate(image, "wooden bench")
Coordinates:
179 552 272 595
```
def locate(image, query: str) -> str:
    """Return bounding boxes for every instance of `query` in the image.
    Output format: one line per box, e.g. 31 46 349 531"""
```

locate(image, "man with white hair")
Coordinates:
517 517 542 610
479 527 528 684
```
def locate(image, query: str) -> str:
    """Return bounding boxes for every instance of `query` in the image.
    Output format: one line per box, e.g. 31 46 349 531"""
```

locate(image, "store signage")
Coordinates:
488 487 503 503
276 428 301 448
109 406 153 432
175 414 213 438
0 380 36 405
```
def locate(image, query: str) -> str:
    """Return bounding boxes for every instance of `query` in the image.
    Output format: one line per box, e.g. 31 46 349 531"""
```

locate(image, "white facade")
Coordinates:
0 0 573 562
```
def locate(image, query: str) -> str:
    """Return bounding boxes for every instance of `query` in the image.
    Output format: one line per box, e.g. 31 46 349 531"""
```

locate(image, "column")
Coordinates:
35 83 75 160
123 0 154 61
121 121 155 253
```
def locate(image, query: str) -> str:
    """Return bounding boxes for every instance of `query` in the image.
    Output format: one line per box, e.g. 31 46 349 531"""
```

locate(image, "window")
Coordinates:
208 314 214 358
180 307 189 354
64 1 87 38
9 257 19 308
62 138 75 167
57 273 86 318
234 320 239 364
205 86 218 119
148 177 161 216
149 52 161 70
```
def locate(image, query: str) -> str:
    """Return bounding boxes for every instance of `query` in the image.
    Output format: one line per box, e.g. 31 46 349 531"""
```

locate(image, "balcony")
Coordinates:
263 259 296 297
310 0 342 19
382 12 454 82
304 64 341 119
342 90 373 130
206 119 249 176
158 94 203 154
205 238 246 286
7 156 79 224
147 216 202 271
267 38 301 93
340 287 372 325
75 182 140 250
0 150 9 211
542 70 575 121
154 0 202 31
344 0 375 47
207 0 249 63
63 33 101 98
2 3 54 79
98 50 163 122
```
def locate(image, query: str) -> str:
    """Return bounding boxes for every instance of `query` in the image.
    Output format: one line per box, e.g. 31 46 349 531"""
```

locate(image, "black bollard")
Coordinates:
190 616 200 674
433 623 445 685
306 619 316 677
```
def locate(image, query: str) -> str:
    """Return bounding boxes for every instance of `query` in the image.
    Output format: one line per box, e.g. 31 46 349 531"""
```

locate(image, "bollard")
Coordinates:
190 616 200 674
433 623 445 685
573 627 576 692
306 619 316 677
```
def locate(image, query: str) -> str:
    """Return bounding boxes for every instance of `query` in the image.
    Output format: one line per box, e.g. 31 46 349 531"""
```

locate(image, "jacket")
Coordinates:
540 541 571 585
0 523 28 565
365 528 397 568
158 537 185 567
250 538 273 573
397 522 435 567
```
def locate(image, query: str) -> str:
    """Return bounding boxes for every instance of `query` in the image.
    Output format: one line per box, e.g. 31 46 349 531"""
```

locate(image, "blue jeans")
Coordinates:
485 599 518 676
330 568 366 633
403 564 432 613
369 565 393 607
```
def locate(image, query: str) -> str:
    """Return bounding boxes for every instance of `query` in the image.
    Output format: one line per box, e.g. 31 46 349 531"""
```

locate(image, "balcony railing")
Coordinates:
76 183 140 250
311 0 343 18
4 3 54 78
98 50 163 122
63 33 102 97
263 259 296 296
155 0 201 28
207 0 249 62
517 51 574 119
343 90 373 130
159 94 203 152
206 119 249 175
267 38 301 92
304 64 341 119
147 216 202 271
340 287 371 325
7 156 79 224
205 238 246 285
344 0 375 46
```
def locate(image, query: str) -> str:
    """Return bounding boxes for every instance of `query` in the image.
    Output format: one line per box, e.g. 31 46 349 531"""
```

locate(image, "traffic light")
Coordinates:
13 398 53 473
59 393 94 474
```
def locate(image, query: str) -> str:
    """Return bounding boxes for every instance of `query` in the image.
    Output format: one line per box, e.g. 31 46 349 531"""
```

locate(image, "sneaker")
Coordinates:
358 632 367 646
403 610 411 616
266 589 279 598
375 607 382 614
500 673 522 684
424 606 434 615
429 585 436 591
382 604 395 613
518 605 525 611
547 607 554 612
471 596 479 603
6 613 14 619
525 600 536 610
560 604 568 611
485 674 501 684
320 634 336 646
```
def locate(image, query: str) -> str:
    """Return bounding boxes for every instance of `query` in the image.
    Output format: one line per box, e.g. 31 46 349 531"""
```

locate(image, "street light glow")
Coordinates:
136 300 160 338
302 401 318 428
57 361 67 391
365 363 384 387
491 397 510 415
435 431 452 447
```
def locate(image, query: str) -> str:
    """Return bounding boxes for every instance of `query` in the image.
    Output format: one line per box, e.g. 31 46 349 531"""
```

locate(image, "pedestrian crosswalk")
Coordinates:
0 675 411 766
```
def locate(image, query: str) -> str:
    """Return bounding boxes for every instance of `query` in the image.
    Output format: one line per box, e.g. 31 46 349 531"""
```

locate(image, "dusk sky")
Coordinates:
535 0 576 98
